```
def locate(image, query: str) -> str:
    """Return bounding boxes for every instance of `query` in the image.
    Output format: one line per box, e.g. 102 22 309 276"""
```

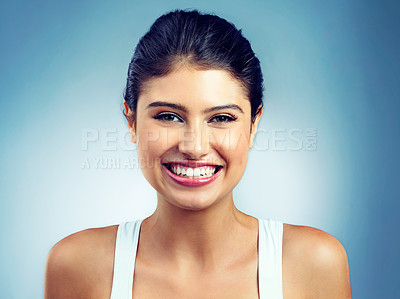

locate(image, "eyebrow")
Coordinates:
146 101 188 112
202 104 244 114
146 101 244 114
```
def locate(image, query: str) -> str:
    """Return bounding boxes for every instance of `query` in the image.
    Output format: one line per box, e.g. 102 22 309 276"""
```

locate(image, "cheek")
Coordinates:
211 127 251 163
136 126 181 168
136 127 164 165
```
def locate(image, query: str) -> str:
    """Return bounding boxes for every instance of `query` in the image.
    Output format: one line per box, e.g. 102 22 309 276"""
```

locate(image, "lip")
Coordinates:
162 163 223 187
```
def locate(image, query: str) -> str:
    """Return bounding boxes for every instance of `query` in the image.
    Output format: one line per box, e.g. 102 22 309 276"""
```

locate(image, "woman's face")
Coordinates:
126 65 262 211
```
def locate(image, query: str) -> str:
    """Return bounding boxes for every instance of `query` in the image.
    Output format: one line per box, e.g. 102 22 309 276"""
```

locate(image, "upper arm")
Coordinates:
283 225 351 299
44 226 118 299
305 231 351 298
44 234 87 299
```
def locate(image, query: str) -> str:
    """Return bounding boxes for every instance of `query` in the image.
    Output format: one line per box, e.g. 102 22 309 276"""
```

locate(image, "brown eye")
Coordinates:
153 113 183 122
209 114 237 123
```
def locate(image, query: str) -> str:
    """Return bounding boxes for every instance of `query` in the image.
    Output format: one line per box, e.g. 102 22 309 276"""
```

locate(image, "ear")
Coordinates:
124 101 137 143
249 107 263 149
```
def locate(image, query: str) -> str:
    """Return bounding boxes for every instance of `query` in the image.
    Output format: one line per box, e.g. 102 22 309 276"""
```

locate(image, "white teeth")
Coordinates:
169 165 217 179
186 168 194 177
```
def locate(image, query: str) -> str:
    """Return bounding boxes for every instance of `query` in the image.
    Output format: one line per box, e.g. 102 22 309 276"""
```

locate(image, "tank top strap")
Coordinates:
258 218 284 299
110 219 143 299
110 218 282 298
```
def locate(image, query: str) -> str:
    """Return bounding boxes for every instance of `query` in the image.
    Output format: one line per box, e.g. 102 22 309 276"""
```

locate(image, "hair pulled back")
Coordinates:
124 9 264 124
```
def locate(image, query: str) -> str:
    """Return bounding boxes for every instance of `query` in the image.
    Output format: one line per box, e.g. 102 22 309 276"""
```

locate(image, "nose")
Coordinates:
178 122 210 159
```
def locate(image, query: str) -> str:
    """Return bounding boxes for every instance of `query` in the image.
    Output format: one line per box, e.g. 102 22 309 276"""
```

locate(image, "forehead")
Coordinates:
138 67 250 112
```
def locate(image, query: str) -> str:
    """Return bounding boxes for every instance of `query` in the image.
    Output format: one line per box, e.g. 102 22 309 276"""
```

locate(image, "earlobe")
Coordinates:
249 107 263 149
128 126 137 144
124 101 137 144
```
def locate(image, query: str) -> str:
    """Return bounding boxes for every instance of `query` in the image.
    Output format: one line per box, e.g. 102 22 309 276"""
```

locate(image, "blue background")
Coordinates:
1 0 399 298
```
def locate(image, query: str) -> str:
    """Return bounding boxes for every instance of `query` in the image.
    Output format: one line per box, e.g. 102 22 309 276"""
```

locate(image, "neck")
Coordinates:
141 193 258 272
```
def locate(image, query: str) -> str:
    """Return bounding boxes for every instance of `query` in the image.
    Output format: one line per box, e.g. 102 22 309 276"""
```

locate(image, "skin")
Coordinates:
44 65 351 298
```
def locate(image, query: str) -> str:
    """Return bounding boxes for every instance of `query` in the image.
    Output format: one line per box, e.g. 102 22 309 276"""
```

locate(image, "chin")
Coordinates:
163 192 221 211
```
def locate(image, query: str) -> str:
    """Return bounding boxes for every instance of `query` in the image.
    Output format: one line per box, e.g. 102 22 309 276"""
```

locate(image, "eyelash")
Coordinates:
153 112 183 122
209 114 237 123
153 112 238 124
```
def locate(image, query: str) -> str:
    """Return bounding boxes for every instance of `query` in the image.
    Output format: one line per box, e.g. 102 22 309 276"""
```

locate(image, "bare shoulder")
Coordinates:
44 225 119 299
282 224 351 299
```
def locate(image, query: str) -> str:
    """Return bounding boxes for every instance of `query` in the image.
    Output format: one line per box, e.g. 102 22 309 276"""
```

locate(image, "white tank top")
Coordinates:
110 218 283 299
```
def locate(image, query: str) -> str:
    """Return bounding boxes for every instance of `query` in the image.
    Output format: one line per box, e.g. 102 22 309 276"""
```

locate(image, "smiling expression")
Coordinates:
125 66 262 210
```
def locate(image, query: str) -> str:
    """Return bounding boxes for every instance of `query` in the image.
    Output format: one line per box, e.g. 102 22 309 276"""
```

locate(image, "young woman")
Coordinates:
44 10 351 298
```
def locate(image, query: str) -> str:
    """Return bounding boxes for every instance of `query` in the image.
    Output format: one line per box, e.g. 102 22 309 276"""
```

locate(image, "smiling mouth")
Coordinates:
163 163 223 179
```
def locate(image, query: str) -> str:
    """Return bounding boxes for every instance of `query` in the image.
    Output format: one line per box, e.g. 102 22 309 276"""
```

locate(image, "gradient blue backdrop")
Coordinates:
1 0 399 298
